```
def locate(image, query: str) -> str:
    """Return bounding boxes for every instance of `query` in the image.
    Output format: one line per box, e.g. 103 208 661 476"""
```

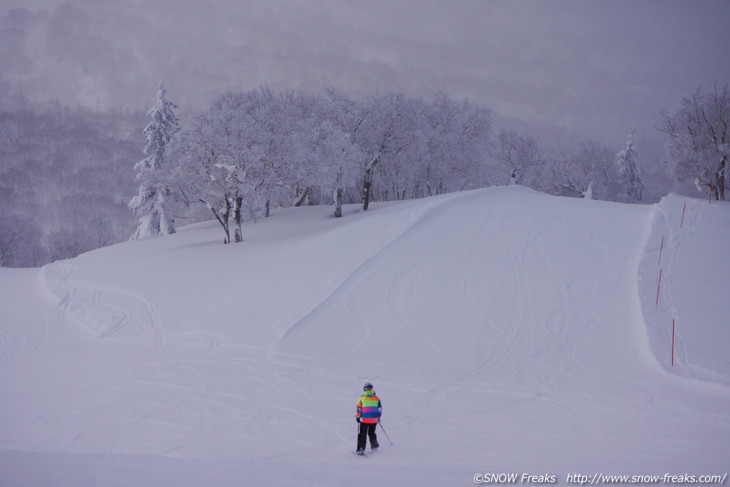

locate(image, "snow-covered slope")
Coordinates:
1 187 728 486
640 194 730 384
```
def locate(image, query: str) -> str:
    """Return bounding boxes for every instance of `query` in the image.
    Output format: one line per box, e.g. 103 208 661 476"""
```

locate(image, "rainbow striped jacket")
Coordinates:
356 389 382 424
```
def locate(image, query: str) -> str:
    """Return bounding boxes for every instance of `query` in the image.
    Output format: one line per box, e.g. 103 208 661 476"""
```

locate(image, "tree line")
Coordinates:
2 83 726 266
134 84 653 245
135 86 493 244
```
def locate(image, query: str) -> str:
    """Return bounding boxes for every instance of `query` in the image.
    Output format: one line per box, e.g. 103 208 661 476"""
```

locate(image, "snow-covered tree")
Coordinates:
307 118 360 218
356 93 421 211
323 88 369 214
171 86 497 241
421 93 491 196
129 81 179 239
660 85 729 201
173 91 256 244
552 140 617 200
261 90 335 212
615 129 645 202
496 129 543 187
173 88 318 242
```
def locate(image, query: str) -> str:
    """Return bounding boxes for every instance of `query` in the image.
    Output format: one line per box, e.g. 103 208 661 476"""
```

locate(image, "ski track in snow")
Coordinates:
40 261 165 349
275 192 462 353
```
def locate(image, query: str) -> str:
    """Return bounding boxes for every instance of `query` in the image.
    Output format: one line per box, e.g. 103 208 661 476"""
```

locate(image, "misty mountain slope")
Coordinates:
0 187 728 487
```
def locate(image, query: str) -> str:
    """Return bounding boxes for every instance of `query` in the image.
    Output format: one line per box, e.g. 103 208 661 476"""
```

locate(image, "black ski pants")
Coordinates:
357 422 379 451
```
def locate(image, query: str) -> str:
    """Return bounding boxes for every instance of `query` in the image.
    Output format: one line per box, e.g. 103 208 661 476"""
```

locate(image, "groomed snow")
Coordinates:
1 187 728 486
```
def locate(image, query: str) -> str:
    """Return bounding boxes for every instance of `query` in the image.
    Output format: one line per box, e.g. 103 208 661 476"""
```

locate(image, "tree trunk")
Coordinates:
362 167 373 211
716 157 726 200
220 199 231 244
157 190 176 236
201 198 231 244
334 187 343 218
294 187 309 207
233 196 243 243
426 166 433 197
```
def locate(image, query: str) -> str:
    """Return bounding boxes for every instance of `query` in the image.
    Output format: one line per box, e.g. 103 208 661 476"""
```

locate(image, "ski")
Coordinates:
351 448 378 457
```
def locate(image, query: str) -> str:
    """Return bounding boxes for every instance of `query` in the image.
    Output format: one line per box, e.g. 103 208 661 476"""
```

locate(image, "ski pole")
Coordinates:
378 421 394 445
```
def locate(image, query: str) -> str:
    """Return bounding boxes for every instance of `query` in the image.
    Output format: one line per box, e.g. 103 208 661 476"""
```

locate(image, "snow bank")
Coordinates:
639 194 730 385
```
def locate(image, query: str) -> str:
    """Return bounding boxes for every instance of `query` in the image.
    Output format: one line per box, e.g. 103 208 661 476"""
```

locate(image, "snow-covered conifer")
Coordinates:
615 129 645 202
129 80 179 239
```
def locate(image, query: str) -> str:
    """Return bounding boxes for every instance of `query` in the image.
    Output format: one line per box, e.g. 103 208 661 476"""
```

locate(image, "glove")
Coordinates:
356 417 361 423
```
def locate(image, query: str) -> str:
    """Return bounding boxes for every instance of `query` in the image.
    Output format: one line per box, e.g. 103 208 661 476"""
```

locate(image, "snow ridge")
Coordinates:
275 191 463 351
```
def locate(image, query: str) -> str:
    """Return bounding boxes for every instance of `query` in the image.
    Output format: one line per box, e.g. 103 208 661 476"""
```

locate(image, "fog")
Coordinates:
2 0 728 144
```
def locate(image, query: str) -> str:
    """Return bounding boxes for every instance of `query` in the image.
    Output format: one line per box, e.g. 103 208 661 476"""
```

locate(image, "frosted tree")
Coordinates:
256 90 361 218
324 88 369 214
306 119 360 218
615 129 645 202
325 89 493 207
170 86 498 242
357 92 420 211
174 88 302 243
259 90 328 213
497 129 543 187
419 93 491 197
129 81 180 239
552 140 616 200
174 91 255 244
660 85 729 201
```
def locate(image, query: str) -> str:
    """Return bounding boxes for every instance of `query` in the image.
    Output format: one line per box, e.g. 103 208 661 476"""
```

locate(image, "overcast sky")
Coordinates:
1 0 728 144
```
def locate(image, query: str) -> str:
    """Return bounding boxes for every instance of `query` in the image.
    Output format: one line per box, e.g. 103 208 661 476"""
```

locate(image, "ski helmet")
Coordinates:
363 382 373 391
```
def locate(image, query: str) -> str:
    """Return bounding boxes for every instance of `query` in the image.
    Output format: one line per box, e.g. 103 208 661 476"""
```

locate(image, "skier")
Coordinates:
355 382 381 455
